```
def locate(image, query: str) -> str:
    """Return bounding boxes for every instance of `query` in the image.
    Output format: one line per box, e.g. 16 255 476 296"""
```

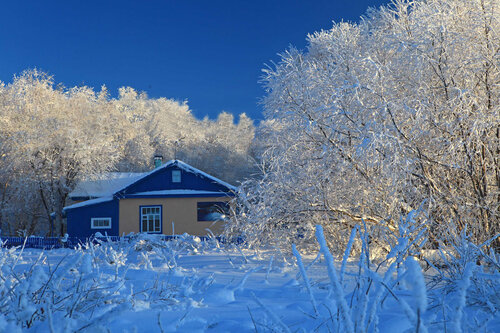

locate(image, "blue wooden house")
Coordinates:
64 160 236 239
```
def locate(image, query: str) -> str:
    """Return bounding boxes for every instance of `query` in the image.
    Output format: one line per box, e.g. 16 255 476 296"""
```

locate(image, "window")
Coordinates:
91 217 111 229
197 202 230 221
172 170 181 183
140 206 161 233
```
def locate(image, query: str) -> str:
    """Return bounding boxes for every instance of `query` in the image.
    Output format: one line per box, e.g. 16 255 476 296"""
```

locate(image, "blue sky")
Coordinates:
0 0 388 121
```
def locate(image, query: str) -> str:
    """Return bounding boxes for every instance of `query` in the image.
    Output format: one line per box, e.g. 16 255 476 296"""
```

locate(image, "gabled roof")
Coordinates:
114 160 237 196
65 160 236 210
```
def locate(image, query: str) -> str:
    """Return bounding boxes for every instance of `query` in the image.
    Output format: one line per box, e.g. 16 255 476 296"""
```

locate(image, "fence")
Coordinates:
0 234 244 250
0 236 93 249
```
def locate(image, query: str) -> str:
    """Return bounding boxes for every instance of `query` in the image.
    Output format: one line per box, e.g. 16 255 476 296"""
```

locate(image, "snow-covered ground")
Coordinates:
1 233 499 332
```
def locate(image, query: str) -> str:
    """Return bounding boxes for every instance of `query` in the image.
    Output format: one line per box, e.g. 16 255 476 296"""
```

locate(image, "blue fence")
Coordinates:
0 235 244 250
1 237 87 249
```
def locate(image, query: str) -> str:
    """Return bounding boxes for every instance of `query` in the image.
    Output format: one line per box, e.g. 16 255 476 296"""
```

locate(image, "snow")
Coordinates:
69 172 145 198
0 233 498 332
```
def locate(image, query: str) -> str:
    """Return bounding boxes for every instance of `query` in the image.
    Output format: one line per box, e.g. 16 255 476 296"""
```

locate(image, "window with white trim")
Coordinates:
91 217 112 229
172 170 181 183
140 206 161 233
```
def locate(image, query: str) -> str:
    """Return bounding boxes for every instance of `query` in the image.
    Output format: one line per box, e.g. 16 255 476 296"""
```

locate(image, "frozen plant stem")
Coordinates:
315 225 354 333
340 226 357 284
236 266 263 291
157 312 165 333
235 244 249 264
292 244 319 317
449 262 474 333
265 254 274 283
251 292 291 333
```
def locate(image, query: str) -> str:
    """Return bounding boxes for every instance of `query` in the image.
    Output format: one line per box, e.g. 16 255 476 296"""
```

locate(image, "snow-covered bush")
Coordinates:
283 217 499 332
0 222 497 332
425 226 500 318
0 235 212 331
0 243 136 331
232 0 500 251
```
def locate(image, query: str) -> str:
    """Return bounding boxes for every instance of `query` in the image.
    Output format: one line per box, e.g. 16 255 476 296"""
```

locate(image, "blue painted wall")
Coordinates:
66 199 119 240
118 164 232 196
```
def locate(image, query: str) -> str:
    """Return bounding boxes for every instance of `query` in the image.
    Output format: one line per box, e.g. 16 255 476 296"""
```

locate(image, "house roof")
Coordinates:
64 196 114 210
114 159 237 195
69 172 145 199
65 160 236 210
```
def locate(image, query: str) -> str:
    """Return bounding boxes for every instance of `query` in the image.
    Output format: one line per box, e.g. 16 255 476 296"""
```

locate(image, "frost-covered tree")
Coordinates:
182 112 257 184
230 0 499 250
1 70 120 235
112 88 257 183
0 82 20 236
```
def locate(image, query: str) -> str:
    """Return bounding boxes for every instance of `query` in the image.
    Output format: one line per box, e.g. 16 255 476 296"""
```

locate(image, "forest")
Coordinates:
1 0 499 251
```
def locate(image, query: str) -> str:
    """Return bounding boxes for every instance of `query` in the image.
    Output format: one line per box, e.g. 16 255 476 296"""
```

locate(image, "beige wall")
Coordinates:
118 197 230 236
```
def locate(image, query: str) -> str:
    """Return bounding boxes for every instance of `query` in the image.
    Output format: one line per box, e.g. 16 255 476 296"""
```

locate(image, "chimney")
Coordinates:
153 155 163 169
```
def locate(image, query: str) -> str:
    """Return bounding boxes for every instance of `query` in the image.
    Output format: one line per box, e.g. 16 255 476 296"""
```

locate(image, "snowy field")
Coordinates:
1 231 499 332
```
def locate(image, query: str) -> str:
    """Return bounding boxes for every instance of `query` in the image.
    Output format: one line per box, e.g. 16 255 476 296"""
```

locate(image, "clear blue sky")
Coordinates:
0 0 389 121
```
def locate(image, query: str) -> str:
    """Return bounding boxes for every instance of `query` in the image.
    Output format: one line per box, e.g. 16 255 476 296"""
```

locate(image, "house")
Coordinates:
64 160 236 239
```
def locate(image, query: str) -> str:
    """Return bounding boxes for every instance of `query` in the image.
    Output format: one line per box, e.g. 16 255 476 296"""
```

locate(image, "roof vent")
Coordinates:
153 155 163 169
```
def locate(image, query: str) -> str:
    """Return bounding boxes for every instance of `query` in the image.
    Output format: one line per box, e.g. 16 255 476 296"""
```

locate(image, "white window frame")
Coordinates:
172 170 181 183
91 217 112 229
140 206 162 233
